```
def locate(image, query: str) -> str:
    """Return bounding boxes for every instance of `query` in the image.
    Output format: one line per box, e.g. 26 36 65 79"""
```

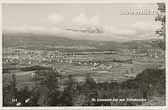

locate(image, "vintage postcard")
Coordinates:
1 1 166 107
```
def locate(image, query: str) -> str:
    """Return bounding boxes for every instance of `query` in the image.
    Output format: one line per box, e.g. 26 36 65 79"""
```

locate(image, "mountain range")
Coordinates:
2 32 161 51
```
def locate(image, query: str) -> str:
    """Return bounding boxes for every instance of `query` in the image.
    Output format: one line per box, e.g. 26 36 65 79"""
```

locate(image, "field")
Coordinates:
3 50 164 90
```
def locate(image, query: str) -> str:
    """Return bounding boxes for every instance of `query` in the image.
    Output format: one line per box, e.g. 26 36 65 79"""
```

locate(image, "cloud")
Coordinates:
72 13 88 25
48 13 64 24
131 21 160 31
3 25 63 35
90 16 99 25
103 25 136 35
129 21 160 39
72 13 100 26
4 20 160 42
103 21 160 36
102 21 160 41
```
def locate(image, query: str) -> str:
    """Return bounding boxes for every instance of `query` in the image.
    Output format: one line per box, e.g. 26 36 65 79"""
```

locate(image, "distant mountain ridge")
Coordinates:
2 32 161 51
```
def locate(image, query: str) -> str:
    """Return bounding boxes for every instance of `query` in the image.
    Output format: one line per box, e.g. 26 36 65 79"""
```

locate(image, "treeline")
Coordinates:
3 67 165 106
3 65 48 73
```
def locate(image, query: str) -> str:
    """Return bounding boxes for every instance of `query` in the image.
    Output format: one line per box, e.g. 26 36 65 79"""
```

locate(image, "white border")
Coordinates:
0 0 167 109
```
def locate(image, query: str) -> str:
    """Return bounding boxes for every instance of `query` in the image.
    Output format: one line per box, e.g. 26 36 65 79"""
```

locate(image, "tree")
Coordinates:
33 68 62 106
34 68 61 90
60 75 75 105
155 3 166 50
85 73 96 89
82 73 97 105
3 73 18 106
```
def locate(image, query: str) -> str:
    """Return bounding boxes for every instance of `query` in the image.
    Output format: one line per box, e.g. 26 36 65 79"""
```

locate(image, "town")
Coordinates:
3 47 164 84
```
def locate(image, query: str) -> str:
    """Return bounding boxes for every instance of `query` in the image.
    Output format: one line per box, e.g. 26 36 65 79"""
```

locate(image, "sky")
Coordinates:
2 3 161 41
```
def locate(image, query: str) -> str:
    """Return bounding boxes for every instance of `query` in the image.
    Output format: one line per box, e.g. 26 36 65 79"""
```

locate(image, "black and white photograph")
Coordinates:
2 2 166 106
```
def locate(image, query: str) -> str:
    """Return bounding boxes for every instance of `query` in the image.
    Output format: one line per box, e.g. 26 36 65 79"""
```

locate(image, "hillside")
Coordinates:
2 32 161 51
